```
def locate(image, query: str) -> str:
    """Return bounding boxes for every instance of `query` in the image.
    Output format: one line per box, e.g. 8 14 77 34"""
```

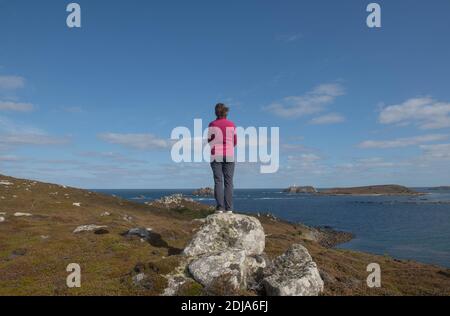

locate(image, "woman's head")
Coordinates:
215 103 229 119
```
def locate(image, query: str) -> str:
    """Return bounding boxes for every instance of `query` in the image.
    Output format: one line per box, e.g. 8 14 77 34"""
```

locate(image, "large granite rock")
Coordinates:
188 249 247 289
184 213 266 291
263 244 324 296
183 214 323 296
184 213 265 257
188 251 268 291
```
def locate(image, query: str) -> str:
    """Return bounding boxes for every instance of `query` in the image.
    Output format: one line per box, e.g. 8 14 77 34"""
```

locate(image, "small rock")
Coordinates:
11 249 27 257
72 202 81 207
0 216 5 223
123 227 152 239
100 211 111 217
14 212 32 217
132 273 154 290
73 224 107 233
40 235 50 239
123 215 133 222
94 228 110 235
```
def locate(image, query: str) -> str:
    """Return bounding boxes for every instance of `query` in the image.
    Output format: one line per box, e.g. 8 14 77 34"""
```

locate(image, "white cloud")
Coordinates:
336 157 408 172
0 75 25 90
358 134 448 149
419 143 450 161
379 97 450 129
277 33 303 43
287 153 322 166
98 133 169 150
0 155 20 162
0 134 68 146
264 83 345 118
0 116 68 147
78 151 146 163
0 101 34 112
62 106 83 113
310 113 345 125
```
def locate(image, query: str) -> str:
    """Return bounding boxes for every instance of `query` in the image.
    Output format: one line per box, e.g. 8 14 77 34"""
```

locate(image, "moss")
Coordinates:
176 280 204 296
147 256 181 275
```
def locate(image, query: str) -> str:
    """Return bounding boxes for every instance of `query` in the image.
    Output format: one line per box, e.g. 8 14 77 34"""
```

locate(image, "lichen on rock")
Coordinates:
183 213 265 257
263 244 324 296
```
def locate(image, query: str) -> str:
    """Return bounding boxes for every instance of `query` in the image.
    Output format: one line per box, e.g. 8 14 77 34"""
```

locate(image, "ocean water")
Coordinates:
95 188 450 268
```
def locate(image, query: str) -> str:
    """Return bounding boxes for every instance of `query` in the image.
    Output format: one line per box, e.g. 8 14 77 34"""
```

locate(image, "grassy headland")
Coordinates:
0 174 449 296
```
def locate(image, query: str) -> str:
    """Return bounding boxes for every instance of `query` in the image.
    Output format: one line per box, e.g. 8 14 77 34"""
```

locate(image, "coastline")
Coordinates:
1 174 449 296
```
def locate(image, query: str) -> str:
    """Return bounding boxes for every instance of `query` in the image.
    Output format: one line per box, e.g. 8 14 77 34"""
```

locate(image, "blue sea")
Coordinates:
95 188 450 268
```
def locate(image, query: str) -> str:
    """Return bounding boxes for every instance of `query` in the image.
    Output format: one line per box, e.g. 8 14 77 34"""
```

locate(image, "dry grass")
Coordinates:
0 174 449 296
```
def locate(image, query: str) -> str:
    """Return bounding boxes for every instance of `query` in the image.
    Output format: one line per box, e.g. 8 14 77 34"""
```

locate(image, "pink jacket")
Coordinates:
208 118 237 159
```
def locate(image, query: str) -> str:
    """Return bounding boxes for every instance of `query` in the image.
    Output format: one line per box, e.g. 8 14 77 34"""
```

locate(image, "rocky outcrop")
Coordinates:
184 213 265 257
192 187 213 197
183 213 323 296
284 186 318 194
263 244 324 296
146 194 194 209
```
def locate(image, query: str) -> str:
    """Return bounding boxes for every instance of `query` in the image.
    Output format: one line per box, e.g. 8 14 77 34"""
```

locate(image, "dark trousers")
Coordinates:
210 160 235 211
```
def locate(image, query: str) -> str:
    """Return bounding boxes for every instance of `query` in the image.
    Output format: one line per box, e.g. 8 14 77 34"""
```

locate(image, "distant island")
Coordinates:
284 186 318 194
192 187 213 196
319 185 421 196
429 186 450 191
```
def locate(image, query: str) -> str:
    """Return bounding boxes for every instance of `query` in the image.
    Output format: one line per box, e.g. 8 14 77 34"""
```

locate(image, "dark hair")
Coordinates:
215 103 229 119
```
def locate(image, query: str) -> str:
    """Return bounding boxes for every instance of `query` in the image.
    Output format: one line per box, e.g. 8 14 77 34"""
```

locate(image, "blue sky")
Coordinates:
1 0 450 188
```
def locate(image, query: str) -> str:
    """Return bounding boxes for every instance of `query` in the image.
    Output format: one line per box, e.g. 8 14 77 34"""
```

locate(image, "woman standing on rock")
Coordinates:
208 103 237 214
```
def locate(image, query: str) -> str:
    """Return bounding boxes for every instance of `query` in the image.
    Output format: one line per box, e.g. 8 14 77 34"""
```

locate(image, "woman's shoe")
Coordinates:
226 210 233 214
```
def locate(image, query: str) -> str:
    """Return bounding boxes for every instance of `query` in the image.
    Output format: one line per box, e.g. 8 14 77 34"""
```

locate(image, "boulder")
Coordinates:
188 250 247 289
262 244 323 296
184 213 265 257
184 213 267 292
0 216 5 223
